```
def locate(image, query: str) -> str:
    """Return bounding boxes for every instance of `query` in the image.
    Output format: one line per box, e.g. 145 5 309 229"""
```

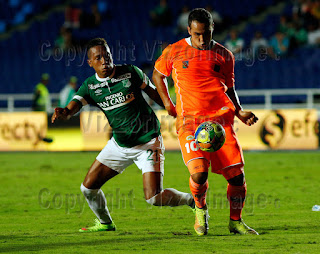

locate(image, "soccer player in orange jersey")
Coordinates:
153 8 259 236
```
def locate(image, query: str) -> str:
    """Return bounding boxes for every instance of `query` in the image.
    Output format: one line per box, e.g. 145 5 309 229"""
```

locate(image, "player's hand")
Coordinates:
51 107 70 123
236 110 258 126
165 103 177 118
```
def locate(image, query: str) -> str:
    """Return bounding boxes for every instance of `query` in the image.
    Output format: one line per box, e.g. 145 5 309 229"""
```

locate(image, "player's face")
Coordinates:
188 21 213 50
88 44 114 78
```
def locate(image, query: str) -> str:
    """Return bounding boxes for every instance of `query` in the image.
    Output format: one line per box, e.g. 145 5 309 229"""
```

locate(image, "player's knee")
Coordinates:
191 172 208 185
80 183 98 198
228 173 245 186
145 191 163 206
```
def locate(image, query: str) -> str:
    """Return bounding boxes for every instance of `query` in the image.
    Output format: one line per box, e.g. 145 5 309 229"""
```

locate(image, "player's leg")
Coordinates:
79 160 118 232
222 166 246 221
143 171 194 207
188 159 210 236
178 126 210 236
210 121 258 235
188 159 209 209
80 137 132 232
135 135 194 207
222 165 258 235
81 160 118 221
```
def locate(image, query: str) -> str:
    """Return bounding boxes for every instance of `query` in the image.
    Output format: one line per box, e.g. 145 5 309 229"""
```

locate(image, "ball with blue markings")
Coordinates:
194 121 226 152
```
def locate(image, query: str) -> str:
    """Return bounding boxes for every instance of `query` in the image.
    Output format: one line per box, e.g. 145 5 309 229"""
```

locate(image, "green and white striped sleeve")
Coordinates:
72 83 89 108
132 65 154 89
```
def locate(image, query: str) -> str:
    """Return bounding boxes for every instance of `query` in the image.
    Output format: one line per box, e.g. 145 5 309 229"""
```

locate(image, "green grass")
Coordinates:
0 151 320 253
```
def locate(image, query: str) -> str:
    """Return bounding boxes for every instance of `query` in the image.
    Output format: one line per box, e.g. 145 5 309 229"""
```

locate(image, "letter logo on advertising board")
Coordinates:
0 112 48 151
235 109 319 150
260 111 285 148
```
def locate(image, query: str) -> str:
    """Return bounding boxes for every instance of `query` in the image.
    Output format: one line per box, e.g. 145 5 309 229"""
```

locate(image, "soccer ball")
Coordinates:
194 121 226 152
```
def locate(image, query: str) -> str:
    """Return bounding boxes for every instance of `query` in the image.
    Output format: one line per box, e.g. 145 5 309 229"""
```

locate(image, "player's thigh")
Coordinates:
134 135 165 175
83 160 119 189
222 165 245 183
178 129 210 171
96 137 134 174
210 125 244 173
142 172 162 200
187 159 209 184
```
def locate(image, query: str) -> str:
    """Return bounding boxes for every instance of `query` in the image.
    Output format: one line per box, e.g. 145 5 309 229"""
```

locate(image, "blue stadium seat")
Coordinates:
0 21 6 33
9 0 21 8
1 0 319 101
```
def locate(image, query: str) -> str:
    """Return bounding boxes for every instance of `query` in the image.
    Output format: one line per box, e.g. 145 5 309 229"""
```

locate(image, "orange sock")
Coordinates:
227 183 247 220
189 177 208 208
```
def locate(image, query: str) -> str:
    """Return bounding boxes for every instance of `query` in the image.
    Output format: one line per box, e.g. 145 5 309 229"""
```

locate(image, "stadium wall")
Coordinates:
0 109 319 151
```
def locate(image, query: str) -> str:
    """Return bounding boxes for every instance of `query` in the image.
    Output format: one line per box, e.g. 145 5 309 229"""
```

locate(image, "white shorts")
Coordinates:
96 135 165 175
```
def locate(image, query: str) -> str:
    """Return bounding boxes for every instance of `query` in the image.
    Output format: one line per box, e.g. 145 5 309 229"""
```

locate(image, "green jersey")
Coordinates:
72 64 160 147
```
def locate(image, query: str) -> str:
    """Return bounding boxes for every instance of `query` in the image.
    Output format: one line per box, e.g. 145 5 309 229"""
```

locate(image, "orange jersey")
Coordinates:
155 38 236 118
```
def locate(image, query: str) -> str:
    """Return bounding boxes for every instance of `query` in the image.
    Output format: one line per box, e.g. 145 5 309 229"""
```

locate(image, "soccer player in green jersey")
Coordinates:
52 38 194 232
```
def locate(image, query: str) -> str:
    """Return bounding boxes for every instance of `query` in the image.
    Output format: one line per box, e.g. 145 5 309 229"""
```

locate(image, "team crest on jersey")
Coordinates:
182 61 189 69
95 89 102 95
123 80 131 88
186 135 194 140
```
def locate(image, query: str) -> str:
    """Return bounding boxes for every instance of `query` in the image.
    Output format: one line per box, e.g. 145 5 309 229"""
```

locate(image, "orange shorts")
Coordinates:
177 112 244 178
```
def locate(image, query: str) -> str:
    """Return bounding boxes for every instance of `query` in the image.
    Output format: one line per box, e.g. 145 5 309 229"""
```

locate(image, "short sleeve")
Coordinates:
224 50 235 88
72 83 89 108
154 45 173 77
131 65 149 89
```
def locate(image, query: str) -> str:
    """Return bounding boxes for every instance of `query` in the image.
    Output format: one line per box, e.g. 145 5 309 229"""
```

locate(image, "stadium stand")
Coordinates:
0 0 319 109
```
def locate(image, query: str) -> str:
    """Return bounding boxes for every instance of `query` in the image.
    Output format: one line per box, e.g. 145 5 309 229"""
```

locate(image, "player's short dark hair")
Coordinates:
188 8 213 27
87 38 108 57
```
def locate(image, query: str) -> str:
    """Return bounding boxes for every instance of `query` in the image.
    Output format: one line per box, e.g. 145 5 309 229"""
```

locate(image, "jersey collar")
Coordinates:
185 37 216 49
95 67 116 82
185 37 192 46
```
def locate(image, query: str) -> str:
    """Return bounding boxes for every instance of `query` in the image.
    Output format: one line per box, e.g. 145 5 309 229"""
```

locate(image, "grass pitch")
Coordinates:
0 151 319 253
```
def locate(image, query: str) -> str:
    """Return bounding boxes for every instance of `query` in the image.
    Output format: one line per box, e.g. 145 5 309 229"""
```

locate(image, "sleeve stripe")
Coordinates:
73 95 88 106
141 79 156 90
154 67 169 77
140 82 147 89
72 98 83 109
140 73 148 89
148 80 156 89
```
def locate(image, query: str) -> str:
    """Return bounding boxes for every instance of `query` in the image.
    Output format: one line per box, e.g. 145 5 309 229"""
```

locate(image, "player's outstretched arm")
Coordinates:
226 87 258 126
51 101 80 123
152 69 177 117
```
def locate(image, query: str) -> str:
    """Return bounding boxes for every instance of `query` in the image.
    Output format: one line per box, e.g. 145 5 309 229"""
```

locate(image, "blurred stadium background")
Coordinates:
1 1 320 252
0 0 319 151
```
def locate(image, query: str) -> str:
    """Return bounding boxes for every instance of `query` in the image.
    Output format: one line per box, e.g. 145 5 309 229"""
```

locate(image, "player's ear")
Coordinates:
187 26 191 36
87 48 92 67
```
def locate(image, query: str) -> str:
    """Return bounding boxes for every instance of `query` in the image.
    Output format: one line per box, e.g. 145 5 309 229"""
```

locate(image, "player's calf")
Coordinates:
80 183 114 224
145 188 194 207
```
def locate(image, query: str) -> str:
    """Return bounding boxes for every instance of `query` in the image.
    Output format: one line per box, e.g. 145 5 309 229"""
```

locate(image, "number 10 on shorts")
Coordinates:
185 140 199 153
